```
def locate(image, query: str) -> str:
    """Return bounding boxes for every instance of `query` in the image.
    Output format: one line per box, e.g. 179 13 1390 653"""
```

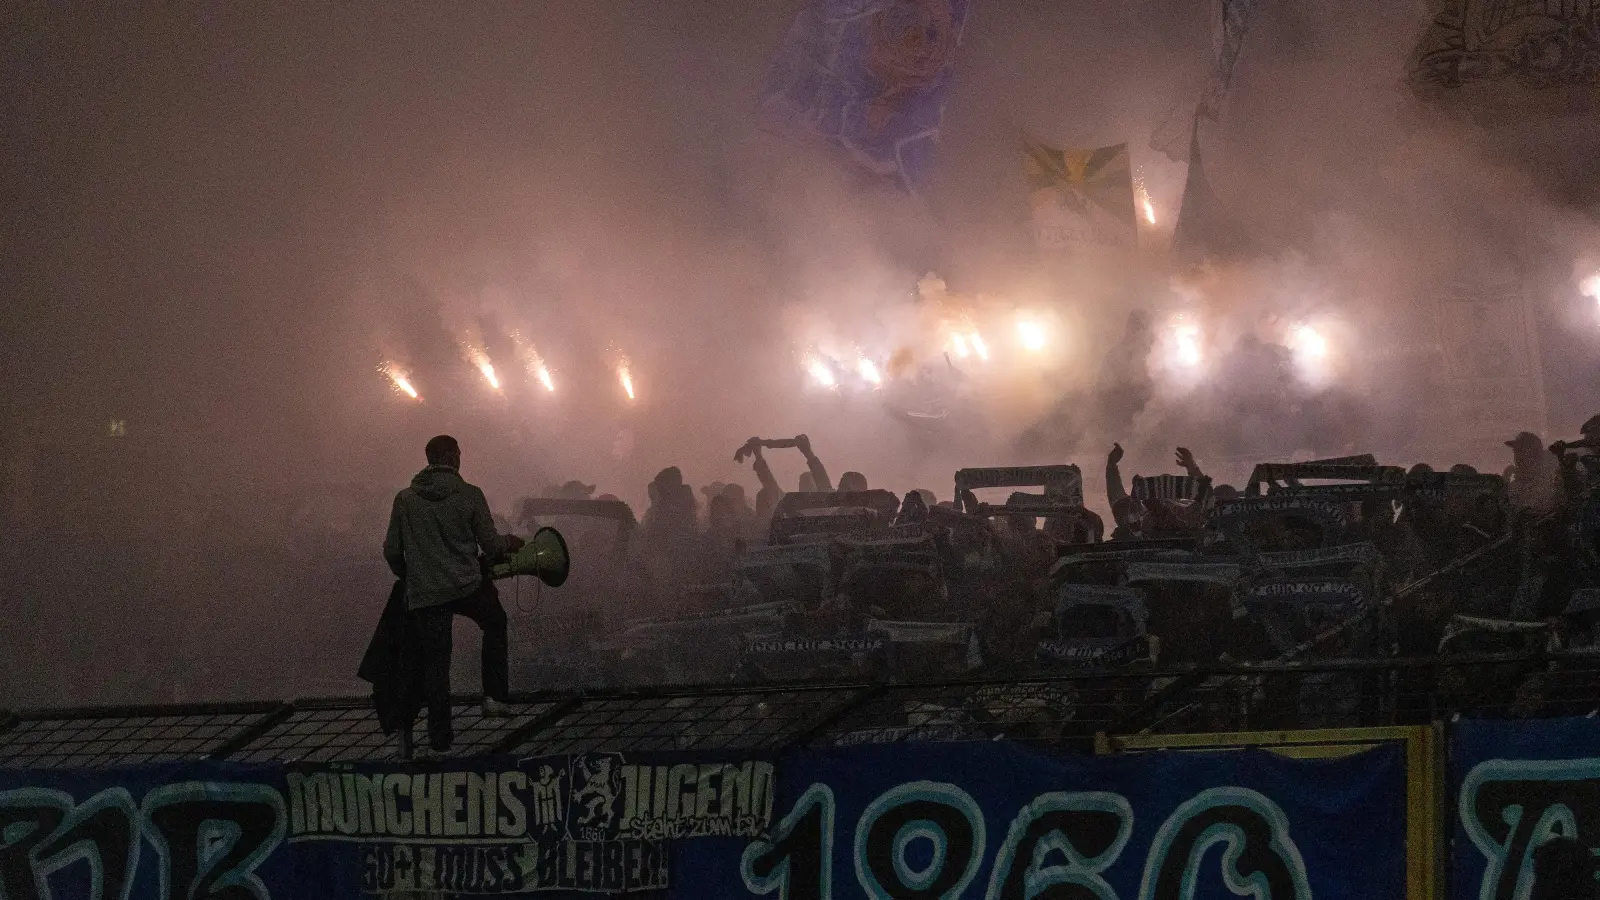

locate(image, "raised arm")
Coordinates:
1106 443 1129 520
794 433 833 493
1175 447 1204 480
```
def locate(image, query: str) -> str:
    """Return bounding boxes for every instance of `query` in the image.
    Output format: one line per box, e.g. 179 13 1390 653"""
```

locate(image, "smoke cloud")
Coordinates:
2 1 1596 706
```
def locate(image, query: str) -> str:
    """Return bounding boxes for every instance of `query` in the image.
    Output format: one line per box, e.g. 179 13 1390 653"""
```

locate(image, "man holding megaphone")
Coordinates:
384 435 524 754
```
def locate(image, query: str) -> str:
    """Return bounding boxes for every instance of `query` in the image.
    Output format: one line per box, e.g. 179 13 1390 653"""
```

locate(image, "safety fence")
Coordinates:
5 650 1599 767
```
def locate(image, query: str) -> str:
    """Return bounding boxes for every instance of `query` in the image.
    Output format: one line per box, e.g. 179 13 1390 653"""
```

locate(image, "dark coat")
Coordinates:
357 580 424 735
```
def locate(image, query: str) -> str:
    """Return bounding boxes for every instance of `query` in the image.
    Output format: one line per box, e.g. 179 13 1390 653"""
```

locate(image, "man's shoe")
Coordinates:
388 730 414 761
481 697 513 718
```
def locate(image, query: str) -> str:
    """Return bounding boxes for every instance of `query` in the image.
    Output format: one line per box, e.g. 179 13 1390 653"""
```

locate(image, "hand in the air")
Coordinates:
734 437 762 464
1175 447 1197 470
795 433 812 455
1108 443 1125 466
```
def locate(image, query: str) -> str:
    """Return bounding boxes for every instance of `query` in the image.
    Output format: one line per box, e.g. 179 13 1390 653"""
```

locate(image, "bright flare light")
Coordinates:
1016 318 1048 353
1174 324 1203 367
1136 180 1156 225
513 336 556 393
970 332 990 360
618 362 636 400
1582 272 1600 305
949 332 971 358
807 357 837 388
381 362 421 400
465 346 501 391
857 357 883 385
1290 323 1328 361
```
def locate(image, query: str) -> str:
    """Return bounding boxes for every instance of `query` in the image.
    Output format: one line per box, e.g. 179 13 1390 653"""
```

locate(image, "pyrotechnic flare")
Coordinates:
857 356 883 386
1016 318 1048 353
1174 324 1203 367
1582 272 1600 304
618 361 635 400
465 345 501 391
1135 178 1156 225
1290 323 1328 360
970 331 989 360
949 332 971 358
807 356 837 388
381 362 421 400
510 332 556 393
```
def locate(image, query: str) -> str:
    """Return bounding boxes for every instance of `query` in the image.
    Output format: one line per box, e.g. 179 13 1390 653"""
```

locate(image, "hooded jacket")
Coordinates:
384 465 509 609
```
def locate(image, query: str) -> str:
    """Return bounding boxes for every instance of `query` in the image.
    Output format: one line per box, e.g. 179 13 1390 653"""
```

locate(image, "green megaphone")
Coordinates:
492 526 570 586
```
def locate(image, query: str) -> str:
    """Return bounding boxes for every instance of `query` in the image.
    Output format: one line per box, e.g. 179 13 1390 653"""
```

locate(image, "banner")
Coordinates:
0 752 774 899
680 740 1405 900
1024 137 1138 254
1452 716 1600 900
1152 0 1258 161
761 0 972 194
1411 0 1600 94
1433 266 1548 440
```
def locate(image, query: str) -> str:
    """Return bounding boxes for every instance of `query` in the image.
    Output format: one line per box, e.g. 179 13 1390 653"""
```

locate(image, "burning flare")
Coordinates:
465 346 501 391
381 362 421 400
1289 323 1328 360
969 331 989 360
1173 324 1203 367
618 361 635 400
1135 179 1156 225
1016 317 1048 353
1582 272 1600 305
857 356 883 386
807 356 837 388
512 334 556 393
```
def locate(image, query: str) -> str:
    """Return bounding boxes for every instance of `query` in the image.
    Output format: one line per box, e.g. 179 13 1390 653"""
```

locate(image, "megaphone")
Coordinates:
492 526 570 587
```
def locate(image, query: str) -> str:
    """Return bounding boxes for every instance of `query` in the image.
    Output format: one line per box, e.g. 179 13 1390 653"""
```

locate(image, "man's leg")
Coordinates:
454 581 510 702
413 603 456 751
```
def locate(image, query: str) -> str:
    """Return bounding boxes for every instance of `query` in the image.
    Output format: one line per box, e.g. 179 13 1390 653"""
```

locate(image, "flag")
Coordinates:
761 0 972 194
1023 136 1137 254
1170 116 1250 262
1410 0 1600 97
1152 0 1258 162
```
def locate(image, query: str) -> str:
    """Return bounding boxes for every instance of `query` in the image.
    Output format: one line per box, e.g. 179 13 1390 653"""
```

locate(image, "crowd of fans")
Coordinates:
501 415 1600 697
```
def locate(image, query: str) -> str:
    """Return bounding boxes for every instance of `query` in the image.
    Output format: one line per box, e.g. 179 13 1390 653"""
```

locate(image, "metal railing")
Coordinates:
3 651 1598 768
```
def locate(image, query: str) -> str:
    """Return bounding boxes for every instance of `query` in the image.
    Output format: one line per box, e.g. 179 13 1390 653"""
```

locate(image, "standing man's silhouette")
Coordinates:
384 435 524 753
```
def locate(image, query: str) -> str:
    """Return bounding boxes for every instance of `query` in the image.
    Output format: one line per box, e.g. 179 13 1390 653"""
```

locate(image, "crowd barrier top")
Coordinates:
4 649 1599 770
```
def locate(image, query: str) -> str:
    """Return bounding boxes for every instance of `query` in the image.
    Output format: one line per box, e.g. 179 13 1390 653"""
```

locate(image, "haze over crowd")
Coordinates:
3 1 1597 707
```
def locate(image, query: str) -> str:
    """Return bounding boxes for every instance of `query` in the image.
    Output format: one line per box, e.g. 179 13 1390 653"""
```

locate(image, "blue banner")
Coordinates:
680 741 1405 900
0 742 1404 899
760 0 971 194
1452 716 1600 900
0 752 774 899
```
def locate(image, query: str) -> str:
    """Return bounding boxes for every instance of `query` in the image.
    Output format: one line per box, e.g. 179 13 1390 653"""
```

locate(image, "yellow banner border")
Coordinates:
1097 725 1443 900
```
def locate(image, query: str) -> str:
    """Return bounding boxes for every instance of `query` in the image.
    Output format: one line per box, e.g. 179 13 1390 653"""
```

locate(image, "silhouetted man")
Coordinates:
384 435 523 754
